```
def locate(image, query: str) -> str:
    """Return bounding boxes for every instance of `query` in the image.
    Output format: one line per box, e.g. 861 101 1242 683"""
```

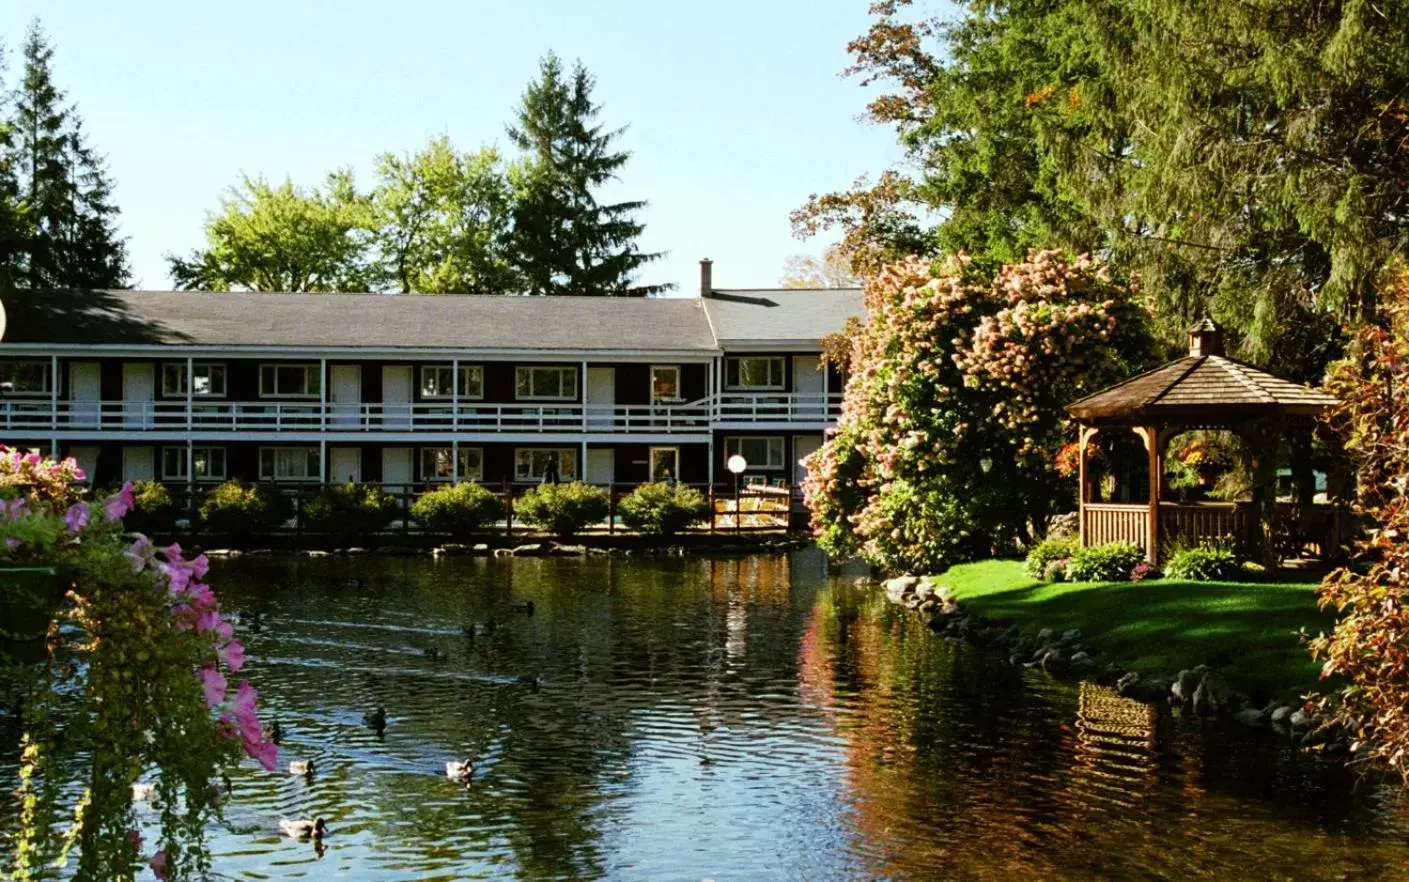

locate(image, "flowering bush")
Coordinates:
1308 269 1409 777
0 449 274 880
300 481 399 537
514 482 609 538
1024 537 1080 580
124 479 179 535
410 483 503 538
617 482 709 536
198 479 291 537
803 250 1151 573
1129 562 1158 582
1065 542 1145 582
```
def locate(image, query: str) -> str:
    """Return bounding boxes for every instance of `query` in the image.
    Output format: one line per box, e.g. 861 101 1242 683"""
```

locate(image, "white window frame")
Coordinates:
515 366 578 401
724 436 786 470
258 447 321 482
649 447 680 482
420 365 484 400
258 363 321 399
162 362 227 398
513 447 579 482
0 361 52 396
650 365 682 403
725 357 786 391
162 446 227 482
420 447 484 482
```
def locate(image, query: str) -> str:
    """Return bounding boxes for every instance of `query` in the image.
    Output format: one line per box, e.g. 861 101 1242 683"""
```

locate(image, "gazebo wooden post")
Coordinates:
1134 425 1162 565
1077 425 1093 546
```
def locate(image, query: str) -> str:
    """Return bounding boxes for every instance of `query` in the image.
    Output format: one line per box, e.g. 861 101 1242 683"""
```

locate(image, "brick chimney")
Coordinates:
699 258 713 298
1187 317 1224 357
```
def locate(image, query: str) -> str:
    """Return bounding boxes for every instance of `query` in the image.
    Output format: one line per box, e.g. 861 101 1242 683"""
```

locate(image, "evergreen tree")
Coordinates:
506 53 666 296
0 39 25 290
6 21 127 290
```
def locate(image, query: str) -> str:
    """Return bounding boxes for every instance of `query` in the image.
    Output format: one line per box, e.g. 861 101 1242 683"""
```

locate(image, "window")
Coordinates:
259 447 320 481
0 361 51 395
420 365 484 399
162 446 227 481
514 448 578 482
259 364 321 398
420 447 484 482
515 366 577 400
725 436 785 470
162 362 227 397
725 357 785 390
650 366 681 402
649 447 679 483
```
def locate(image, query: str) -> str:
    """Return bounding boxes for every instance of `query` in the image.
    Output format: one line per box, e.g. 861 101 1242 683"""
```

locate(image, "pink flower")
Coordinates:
103 482 135 521
231 680 258 718
4 538 18 549
194 610 223 635
160 561 192 595
185 582 216 612
63 502 90 533
247 736 278 772
149 849 168 880
220 639 246 672
189 554 209 580
200 665 227 708
125 535 153 572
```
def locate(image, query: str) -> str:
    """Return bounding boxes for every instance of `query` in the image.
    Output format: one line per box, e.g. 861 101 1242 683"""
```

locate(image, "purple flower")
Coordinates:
190 553 210 580
103 482 135 521
200 665 227 708
125 535 153 572
220 639 245 672
150 849 168 881
63 502 90 534
5 538 19 549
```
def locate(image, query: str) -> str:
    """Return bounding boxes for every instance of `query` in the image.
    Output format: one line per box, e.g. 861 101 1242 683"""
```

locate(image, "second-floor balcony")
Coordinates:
3 393 844 435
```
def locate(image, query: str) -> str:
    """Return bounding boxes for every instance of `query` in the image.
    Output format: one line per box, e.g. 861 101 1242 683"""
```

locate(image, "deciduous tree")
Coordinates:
780 244 861 289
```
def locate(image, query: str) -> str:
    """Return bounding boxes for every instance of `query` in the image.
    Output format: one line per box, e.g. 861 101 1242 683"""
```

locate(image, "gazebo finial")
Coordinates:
1188 316 1224 357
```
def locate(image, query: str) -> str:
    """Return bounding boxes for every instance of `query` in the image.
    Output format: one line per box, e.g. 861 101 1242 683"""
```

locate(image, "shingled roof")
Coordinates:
1 289 720 352
702 288 864 345
1066 321 1338 424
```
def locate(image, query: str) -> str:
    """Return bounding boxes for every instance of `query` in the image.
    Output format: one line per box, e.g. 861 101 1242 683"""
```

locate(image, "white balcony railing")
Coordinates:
1 393 844 434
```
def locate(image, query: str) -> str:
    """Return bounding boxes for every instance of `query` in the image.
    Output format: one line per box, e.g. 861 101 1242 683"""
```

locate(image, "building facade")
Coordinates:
0 263 861 494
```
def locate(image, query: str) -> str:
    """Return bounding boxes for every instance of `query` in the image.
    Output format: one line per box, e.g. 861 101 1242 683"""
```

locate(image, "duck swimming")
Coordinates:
131 782 157 803
288 760 313 777
363 707 387 731
445 760 473 783
279 817 328 839
263 720 283 744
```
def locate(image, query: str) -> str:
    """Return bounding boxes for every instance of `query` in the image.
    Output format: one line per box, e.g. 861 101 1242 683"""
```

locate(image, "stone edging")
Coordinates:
202 536 813 560
878 575 1341 752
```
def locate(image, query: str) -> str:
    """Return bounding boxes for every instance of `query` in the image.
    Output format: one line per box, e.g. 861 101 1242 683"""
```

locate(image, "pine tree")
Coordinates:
7 21 127 290
507 53 666 296
0 39 25 291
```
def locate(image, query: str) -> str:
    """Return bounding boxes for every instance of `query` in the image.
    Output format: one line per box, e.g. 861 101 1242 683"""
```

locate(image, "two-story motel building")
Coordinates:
0 261 861 493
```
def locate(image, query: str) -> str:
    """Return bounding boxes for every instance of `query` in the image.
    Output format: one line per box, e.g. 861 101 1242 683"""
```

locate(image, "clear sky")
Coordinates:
2 1 908 294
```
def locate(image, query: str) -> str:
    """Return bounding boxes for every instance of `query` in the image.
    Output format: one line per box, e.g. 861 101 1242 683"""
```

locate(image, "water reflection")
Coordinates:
3 550 1408 880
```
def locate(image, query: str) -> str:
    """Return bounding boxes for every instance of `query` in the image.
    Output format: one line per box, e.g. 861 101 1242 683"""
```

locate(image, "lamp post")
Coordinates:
726 454 748 534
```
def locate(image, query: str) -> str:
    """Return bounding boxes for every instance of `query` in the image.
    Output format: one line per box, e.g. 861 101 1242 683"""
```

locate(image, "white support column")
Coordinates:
319 439 327 484
452 438 459 483
50 354 58 433
318 357 328 430
580 439 587 484
186 356 194 431
187 439 194 493
451 358 459 431
581 359 589 432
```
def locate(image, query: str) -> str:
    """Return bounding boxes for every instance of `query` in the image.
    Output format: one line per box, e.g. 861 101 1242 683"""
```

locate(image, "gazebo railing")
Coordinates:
1082 503 1151 549
1082 501 1251 555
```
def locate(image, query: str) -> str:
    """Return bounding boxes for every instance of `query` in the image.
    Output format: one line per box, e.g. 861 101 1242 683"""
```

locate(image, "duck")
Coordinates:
445 760 473 783
363 707 387 731
288 760 313 777
131 782 157 803
514 675 541 689
263 720 283 744
509 600 535 615
279 817 328 840
343 578 365 589
422 648 446 662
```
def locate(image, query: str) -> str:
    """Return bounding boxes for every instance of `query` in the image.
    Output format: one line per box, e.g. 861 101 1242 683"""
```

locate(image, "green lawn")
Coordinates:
938 559 1333 700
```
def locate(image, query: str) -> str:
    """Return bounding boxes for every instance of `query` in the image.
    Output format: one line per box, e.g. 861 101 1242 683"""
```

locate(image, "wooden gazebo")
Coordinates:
1065 320 1338 564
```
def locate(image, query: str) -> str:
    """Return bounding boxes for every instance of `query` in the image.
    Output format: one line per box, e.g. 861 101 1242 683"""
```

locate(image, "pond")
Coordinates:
8 549 1409 880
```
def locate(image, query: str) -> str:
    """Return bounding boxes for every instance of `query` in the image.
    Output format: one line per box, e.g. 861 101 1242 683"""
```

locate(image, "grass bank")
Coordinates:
939 560 1332 700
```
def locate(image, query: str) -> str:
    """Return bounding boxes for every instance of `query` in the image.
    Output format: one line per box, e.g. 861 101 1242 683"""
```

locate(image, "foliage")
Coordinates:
0 447 86 506
797 0 1409 371
779 244 860 289
1163 543 1242 582
0 449 274 880
803 250 1151 573
197 480 290 537
506 53 666 296
409 482 502 538
1024 536 1080 580
1 20 128 291
370 135 520 294
167 171 373 292
617 482 709 536
1065 542 1145 583
300 482 399 536
1309 269 1409 777
514 481 609 538
123 479 177 535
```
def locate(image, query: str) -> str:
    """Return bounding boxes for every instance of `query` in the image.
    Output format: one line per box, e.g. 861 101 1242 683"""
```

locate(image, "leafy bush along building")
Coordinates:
0 262 858 495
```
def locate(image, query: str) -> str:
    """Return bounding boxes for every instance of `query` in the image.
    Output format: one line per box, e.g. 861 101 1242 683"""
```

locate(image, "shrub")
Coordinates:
301 482 399 537
618 482 709 536
124 479 178 535
1065 541 1144 582
1043 558 1070 582
1024 536 1080 580
1163 544 1242 581
514 481 609 538
410 483 502 538
1129 561 1158 582
198 480 291 537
